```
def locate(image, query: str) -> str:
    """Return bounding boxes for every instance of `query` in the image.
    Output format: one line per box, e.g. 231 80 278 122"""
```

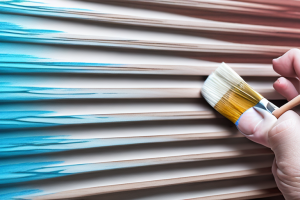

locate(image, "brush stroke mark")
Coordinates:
0 146 270 185
1 161 65 184
0 22 142 50
1 111 56 129
0 21 61 35
1 110 211 130
0 61 124 74
0 20 289 55
0 0 90 18
0 133 165 157
0 53 42 62
0 187 42 200
0 86 200 102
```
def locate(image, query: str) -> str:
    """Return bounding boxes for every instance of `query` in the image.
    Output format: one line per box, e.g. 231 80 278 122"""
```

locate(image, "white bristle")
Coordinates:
202 62 244 107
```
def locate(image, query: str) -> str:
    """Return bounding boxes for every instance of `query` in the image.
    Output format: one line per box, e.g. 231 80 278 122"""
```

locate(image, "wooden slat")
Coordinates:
2 111 220 130
1 87 282 102
1 131 244 157
234 0 300 8
2 32 292 56
0 62 279 76
190 188 281 200
31 167 272 200
2 144 273 185
3 3 300 40
0 1 286 199
104 0 300 20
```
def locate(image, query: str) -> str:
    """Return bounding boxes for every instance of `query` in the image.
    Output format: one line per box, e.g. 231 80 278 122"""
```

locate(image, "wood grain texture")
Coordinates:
1 87 282 102
190 188 282 200
0 1 288 199
234 0 300 8
3 31 292 56
102 0 300 20
4 3 300 40
1 62 279 76
61 13 300 39
32 167 272 200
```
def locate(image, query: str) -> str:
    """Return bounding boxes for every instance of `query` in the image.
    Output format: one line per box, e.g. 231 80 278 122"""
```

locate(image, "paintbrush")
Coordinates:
201 62 300 125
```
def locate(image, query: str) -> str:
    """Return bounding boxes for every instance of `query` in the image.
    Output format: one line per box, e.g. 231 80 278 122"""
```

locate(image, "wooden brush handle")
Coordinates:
272 95 300 118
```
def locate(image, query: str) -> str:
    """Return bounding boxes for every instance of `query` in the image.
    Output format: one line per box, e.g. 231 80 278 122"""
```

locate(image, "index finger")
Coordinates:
273 48 300 78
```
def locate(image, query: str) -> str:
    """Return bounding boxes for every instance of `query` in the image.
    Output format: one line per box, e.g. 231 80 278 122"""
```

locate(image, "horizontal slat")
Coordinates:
45 175 277 200
1 118 238 157
3 1 300 40
1 111 219 129
2 139 272 184
31 167 272 200
0 87 282 102
191 188 281 200
0 2 286 200
234 0 300 8
0 62 279 76
105 0 300 20
0 31 292 56
1 131 244 157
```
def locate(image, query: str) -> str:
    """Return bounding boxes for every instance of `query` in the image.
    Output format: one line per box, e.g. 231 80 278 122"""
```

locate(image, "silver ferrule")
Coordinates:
254 98 278 114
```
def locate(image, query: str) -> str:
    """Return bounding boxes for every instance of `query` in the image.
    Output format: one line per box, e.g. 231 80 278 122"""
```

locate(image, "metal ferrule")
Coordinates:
254 98 278 114
235 98 278 126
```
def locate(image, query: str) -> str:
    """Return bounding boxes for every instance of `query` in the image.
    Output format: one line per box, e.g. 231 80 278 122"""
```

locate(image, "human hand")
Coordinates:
239 49 300 199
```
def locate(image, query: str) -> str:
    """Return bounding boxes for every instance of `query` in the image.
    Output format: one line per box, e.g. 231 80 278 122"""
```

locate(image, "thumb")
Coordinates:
237 107 277 147
269 110 300 199
239 109 300 199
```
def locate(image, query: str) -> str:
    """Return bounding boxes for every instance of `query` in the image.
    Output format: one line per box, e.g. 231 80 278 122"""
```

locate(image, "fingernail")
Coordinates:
273 56 282 61
277 77 286 84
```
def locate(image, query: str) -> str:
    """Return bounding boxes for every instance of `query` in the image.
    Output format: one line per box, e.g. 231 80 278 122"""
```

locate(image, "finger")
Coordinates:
237 107 277 147
273 48 300 78
273 77 299 101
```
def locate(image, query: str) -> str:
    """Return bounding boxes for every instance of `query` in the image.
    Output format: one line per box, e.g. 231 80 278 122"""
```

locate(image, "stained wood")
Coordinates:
235 0 300 8
4 3 300 40
103 0 300 20
190 188 281 200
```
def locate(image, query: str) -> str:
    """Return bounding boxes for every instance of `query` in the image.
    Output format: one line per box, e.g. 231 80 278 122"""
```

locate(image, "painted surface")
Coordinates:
0 1 277 200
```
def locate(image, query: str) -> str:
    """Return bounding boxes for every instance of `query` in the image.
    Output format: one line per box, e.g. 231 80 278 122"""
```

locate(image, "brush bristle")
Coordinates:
202 62 264 123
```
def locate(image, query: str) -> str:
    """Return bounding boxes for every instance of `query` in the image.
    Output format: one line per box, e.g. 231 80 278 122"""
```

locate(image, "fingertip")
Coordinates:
273 49 300 78
272 56 281 64
273 77 288 96
274 77 287 89
273 77 299 101
237 107 277 147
